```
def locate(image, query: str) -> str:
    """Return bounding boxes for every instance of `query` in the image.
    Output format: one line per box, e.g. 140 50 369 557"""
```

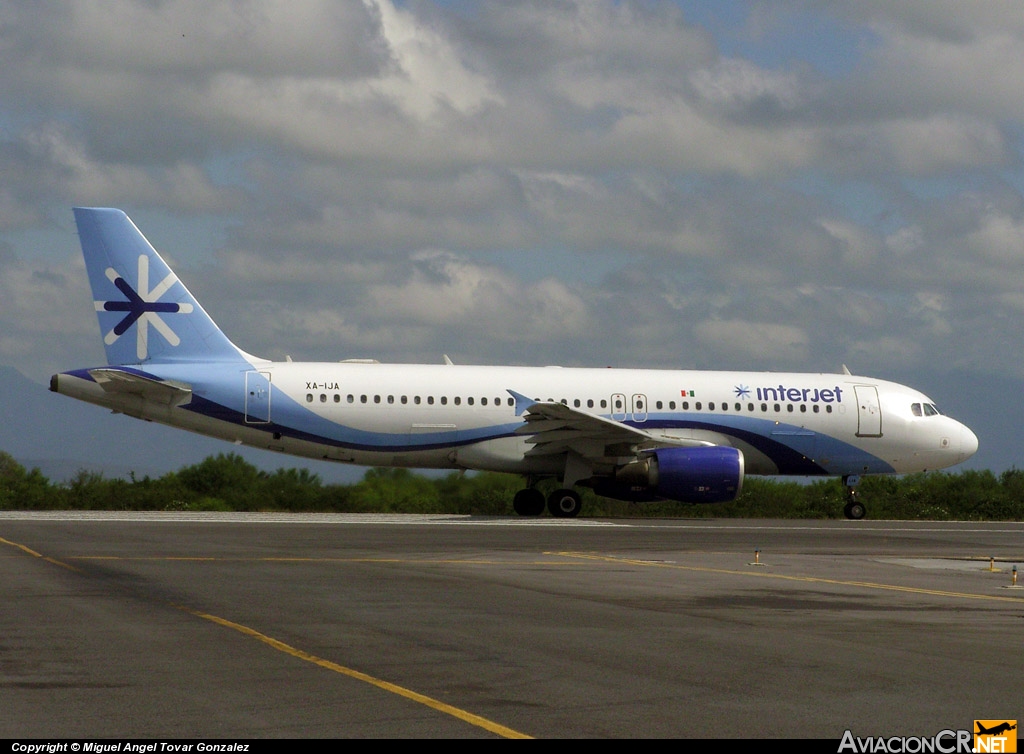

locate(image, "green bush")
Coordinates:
0 452 52 510
2 447 1023 520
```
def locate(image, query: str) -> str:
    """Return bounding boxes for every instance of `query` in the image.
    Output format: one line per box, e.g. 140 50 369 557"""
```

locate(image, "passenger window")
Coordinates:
587 399 594 408
320 394 326 403
481 397 488 406
347 394 354 403
441 396 448 405
414 396 421 405
427 396 434 405
360 395 367 404
656 401 663 409
387 395 394 404
374 395 381 404
401 396 407 404
682 402 689 410
334 394 340 403
574 399 581 407
669 401 676 409
600 399 607 409
306 394 313 403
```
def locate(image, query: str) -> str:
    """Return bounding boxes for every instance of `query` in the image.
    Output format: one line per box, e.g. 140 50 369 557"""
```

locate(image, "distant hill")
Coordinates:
0 365 364 484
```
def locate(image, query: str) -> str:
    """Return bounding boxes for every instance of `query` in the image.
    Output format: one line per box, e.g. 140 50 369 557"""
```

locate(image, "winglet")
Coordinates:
507 389 536 417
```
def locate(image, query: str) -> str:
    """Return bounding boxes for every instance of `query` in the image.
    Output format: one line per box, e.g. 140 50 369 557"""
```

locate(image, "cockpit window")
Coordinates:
923 403 940 416
911 403 922 417
911 402 941 417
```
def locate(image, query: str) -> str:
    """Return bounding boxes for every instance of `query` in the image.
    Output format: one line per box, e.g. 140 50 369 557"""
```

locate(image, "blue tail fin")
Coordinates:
73 207 251 366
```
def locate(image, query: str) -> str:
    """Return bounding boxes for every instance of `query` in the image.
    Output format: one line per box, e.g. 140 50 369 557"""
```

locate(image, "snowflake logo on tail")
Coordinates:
95 255 193 360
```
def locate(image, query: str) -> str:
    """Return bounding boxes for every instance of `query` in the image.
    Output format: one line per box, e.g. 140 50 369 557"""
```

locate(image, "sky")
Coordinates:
2 1 1023 473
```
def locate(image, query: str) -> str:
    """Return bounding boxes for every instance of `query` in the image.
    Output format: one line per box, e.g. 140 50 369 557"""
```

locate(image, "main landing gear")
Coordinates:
512 487 544 516
843 475 866 520
546 488 582 518
512 486 583 518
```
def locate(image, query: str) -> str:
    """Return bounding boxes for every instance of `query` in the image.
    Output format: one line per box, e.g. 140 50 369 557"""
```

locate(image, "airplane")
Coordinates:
50 207 979 520
976 722 1017 736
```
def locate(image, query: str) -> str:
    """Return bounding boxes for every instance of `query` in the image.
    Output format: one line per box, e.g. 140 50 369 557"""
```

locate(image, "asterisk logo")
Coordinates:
95 255 193 360
734 384 750 399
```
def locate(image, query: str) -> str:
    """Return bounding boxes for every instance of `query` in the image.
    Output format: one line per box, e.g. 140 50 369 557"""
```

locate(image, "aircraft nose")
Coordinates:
959 424 979 462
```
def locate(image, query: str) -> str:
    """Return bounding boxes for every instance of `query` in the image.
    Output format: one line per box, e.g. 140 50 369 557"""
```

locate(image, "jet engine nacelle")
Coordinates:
596 446 744 503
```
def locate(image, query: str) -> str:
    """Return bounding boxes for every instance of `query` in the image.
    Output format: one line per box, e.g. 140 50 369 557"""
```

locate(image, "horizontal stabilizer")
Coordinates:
87 368 192 407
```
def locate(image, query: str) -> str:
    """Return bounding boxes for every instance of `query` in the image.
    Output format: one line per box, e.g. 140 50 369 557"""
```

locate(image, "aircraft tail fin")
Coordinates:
73 207 253 366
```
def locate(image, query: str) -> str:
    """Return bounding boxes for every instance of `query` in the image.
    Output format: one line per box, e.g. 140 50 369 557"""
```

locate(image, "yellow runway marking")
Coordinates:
0 535 81 572
0 534 532 739
67 555 575 566
9 536 1020 606
552 551 1024 604
182 608 532 739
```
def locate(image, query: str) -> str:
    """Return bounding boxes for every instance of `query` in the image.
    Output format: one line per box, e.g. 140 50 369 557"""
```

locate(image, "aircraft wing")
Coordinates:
87 368 193 407
509 390 710 462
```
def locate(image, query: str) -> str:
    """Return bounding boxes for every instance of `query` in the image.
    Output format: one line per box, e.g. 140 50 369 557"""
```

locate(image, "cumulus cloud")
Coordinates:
364 251 588 341
0 254 99 375
965 211 1024 264
690 58 805 113
694 319 809 363
2 0 1024 391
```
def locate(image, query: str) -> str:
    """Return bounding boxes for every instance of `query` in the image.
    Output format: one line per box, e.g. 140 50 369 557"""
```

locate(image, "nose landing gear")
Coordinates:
843 475 866 520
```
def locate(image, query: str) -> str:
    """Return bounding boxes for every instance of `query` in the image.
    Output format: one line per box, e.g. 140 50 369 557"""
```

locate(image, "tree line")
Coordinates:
1 450 1022 520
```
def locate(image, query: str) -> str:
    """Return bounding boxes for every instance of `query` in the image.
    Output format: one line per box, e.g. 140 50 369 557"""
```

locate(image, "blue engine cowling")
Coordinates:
593 446 744 503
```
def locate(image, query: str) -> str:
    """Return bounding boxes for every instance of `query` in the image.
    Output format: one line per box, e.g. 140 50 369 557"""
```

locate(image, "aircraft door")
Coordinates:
631 394 648 423
611 393 627 421
245 371 271 424
854 385 882 437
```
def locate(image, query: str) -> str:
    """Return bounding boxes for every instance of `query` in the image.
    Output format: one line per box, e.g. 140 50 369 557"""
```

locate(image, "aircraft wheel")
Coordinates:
547 488 582 518
513 488 545 516
843 500 866 520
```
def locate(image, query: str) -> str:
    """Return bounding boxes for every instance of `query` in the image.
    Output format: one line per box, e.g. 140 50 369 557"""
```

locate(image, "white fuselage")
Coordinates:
54 361 978 479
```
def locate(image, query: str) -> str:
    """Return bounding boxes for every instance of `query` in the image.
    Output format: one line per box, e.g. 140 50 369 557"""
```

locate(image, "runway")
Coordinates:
2 513 1022 738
